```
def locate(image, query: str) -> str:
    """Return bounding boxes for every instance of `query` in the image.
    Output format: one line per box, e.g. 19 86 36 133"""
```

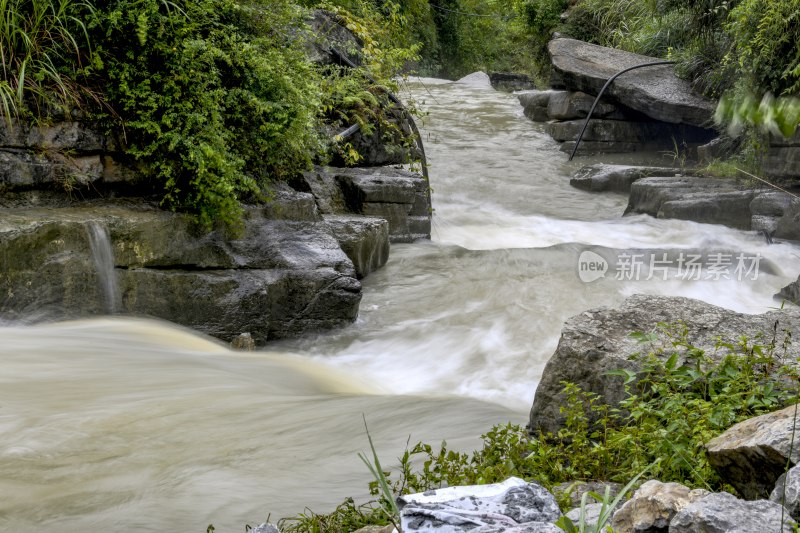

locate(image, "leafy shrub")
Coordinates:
725 0 800 96
88 0 323 231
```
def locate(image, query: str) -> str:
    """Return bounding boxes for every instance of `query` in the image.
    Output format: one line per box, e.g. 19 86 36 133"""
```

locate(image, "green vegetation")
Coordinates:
6 0 797 227
0 0 95 122
279 324 798 532
1 0 421 230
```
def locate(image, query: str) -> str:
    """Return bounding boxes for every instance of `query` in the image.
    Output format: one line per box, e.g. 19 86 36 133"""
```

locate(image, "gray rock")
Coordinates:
769 130 800 148
0 120 106 151
764 146 800 180
611 480 708 533
775 200 800 241
399 478 561 532
0 150 103 189
625 176 800 237
770 465 800 521
547 91 626 121
546 119 679 144
751 191 795 218
490 72 535 92
570 164 685 193
696 137 734 165
529 295 800 435
559 140 647 155
342 114 416 167
548 38 716 128
668 492 795 532
0 201 367 343
706 404 800 500
297 166 431 243
517 90 558 122
776 275 800 306
324 215 390 278
625 176 756 230
230 332 255 351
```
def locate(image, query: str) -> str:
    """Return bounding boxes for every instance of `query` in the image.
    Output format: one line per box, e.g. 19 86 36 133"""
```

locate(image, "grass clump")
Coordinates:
0 0 97 122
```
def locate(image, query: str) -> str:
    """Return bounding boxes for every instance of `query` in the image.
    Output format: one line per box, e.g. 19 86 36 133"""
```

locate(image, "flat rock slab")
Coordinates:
399 477 562 532
626 176 800 237
548 38 715 127
570 164 686 193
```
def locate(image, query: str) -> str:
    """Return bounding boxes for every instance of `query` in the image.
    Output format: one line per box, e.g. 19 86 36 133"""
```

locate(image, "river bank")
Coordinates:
3 74 799 531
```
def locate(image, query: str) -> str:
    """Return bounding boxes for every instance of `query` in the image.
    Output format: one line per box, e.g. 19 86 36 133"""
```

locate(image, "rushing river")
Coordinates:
2 73 799 531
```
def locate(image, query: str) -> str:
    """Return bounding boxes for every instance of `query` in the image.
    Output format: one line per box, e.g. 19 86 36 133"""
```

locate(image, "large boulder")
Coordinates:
529 295 800 435
611 480 708 533
706 404 800 500
668 492 795 532
0 176 400 344
547 38 715 128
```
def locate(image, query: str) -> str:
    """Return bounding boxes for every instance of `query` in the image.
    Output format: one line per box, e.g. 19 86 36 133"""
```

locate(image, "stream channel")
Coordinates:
1 73 799 531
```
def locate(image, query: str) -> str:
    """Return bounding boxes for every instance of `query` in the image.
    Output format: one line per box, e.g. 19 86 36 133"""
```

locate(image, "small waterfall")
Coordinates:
85 221 120 314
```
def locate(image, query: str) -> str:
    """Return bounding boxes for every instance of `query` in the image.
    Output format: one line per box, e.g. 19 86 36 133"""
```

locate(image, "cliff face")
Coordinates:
0 120 430 343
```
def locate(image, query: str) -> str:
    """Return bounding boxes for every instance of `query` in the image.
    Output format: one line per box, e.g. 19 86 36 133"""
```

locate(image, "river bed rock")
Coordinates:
0 196 366 343
570 164 686 193
625 175 800 238
294 166 431 243
529 295 800 435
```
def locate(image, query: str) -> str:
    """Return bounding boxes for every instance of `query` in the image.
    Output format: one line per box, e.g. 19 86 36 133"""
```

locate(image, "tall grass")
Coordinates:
0 0 93 123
